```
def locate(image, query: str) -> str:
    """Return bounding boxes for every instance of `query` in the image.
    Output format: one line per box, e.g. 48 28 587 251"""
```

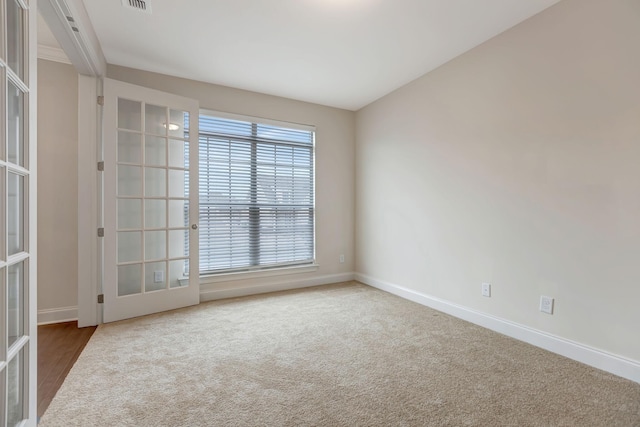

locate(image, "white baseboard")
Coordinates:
38 306 78 325
200 272 356 302
355 273 640 385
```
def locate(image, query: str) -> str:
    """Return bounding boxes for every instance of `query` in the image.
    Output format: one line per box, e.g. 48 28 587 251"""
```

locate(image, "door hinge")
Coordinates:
98 228 104 237
97 95 104 106
97 294 104 304
97 161 104 171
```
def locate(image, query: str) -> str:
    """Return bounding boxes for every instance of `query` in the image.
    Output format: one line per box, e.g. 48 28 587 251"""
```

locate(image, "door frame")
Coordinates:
77 75 102 326
39 0 108 327
28 0 38 422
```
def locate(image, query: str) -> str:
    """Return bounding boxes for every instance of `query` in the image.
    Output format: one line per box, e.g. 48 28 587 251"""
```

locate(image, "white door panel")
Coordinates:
2 0 37 424
103 79 199 323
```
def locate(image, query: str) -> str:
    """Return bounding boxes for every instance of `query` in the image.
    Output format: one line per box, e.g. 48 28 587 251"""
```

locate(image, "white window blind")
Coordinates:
198 113 315 274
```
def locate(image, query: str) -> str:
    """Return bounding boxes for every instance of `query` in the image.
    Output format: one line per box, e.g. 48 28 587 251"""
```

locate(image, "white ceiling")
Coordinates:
79 0 561 111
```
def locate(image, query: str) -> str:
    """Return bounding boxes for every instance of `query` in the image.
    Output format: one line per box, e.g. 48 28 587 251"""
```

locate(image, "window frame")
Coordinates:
197 109 317 280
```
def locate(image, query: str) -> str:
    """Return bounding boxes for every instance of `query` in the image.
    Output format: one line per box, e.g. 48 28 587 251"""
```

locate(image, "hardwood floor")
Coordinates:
38 321 97 418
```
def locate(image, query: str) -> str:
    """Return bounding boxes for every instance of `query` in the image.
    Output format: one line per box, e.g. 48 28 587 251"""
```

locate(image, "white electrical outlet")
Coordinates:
154 270 164 283
339 254 345 263
481 283 491 297
540 296 554 314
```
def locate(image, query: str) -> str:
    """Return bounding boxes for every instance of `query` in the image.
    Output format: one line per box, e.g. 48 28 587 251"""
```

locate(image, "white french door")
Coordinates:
1 0 37 425
103 79 199 323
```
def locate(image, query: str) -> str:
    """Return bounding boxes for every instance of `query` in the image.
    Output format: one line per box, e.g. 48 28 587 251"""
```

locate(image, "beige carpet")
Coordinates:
40 282 640 426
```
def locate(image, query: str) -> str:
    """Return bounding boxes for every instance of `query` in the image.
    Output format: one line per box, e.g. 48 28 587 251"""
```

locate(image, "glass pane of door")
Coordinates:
7 172 24 255
8 262 25 348
118 264 142 296
7 80 25 167
7 349 24 425
6 0 25 80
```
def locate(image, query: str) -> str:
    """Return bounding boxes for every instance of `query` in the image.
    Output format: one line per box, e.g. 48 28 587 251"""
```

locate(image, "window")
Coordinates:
198 113 315 274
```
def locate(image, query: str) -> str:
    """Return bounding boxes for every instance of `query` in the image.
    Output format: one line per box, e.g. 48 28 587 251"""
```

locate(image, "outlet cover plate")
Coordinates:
154 270 164 283
540 295 554 314
481 283 491 297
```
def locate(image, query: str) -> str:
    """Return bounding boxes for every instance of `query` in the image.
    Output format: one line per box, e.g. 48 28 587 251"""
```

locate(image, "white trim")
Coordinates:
37 306 78 325
39 0 107 76
200 272 355 302
200 264 320 285
37 44 71 64
355 273 640 385
200 108 316 132
77 75 100 327
28 2 40 424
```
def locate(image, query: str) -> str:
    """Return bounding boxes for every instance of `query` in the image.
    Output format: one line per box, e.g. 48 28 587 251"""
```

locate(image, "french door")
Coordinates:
1 0 37 425
103 79 199 323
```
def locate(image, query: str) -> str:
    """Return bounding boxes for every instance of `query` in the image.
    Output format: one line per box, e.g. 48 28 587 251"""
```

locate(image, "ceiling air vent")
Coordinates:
121 0 152 14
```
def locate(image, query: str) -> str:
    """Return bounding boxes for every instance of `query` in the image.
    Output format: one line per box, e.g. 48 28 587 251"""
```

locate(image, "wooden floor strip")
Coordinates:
38 321 97 418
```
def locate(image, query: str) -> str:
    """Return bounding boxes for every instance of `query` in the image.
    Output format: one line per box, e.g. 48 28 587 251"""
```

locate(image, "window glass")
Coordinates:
198 114 314 274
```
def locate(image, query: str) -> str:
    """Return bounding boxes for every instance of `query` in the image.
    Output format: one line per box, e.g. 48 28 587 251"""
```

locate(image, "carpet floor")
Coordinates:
40 281 640 426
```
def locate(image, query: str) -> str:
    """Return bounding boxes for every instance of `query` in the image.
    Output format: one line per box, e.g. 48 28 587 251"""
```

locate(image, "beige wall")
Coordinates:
107 65 356 293
37 59 79 312
355 0 640 362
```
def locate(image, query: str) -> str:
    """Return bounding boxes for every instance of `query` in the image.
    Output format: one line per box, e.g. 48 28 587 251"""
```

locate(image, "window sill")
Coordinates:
200 264 320 285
